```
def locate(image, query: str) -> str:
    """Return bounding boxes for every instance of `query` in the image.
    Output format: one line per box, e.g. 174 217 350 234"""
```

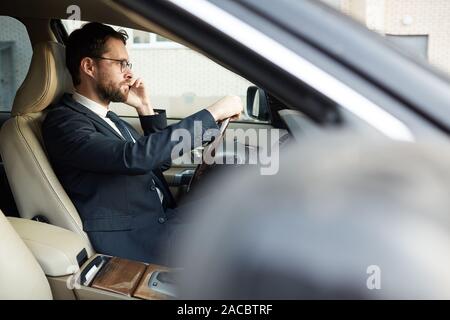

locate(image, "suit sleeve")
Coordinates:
138 109 168 135
43 108 219 175
137 109 172 171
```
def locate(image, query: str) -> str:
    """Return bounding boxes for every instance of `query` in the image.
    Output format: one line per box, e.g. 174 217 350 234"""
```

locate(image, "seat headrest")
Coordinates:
12 41 74 116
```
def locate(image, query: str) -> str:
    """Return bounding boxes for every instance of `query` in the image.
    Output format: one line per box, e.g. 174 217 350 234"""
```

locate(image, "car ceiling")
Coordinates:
1 0 138 28
0 0 176 37
0 0 192 46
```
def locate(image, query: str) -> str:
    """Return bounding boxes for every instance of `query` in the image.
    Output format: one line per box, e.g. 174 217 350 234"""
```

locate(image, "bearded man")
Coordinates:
42 22 242 265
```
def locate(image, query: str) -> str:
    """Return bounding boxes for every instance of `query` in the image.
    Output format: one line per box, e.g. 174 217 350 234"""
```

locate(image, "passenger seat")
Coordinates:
0 209 52 299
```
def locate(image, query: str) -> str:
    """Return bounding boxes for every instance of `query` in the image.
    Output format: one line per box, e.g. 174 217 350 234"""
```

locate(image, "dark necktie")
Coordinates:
106 111 166 205
106 111 134 142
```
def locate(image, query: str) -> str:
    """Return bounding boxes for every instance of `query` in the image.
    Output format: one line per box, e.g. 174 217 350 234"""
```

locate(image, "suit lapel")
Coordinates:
61 93 125 140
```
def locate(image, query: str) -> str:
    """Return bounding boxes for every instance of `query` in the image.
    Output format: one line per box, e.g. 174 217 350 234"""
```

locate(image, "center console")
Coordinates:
78 254 176 299
8 217 177 300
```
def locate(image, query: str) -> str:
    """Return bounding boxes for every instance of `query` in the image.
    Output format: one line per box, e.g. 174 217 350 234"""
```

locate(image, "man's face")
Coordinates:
94 37 132 103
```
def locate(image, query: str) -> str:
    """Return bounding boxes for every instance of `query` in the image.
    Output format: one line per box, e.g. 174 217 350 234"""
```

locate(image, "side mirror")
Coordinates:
246 86 270 122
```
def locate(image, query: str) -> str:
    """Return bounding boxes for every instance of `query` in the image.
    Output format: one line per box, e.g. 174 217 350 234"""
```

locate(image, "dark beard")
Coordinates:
97 80 128 103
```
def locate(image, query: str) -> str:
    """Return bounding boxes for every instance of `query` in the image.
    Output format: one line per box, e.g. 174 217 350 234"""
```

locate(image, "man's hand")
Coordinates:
125 78 155 116
207 95 244 122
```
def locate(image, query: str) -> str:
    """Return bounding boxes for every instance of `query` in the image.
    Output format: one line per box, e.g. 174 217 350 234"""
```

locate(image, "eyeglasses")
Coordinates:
91 56 132 73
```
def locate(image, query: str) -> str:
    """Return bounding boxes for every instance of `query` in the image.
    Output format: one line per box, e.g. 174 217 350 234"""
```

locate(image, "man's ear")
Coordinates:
80 57 96 79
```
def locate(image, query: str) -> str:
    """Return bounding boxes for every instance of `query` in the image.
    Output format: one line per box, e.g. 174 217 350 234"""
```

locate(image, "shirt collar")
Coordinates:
72 91 109 118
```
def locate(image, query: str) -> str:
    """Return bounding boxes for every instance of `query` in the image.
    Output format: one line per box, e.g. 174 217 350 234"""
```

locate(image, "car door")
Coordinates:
112 0 450 142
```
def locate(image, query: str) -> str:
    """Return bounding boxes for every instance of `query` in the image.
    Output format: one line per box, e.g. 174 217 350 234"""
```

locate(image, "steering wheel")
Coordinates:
187 117 231 192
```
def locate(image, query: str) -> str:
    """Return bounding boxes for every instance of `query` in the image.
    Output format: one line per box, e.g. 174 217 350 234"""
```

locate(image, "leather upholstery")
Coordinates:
9 217 93 277
0 210 52 300
11 42 73 116
0 41 93 251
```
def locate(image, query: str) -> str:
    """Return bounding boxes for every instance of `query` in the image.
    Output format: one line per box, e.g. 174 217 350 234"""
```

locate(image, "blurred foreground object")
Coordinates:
174 134 450 299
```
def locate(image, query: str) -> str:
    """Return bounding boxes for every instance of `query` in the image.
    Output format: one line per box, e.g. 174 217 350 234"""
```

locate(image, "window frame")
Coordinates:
384 34 429 61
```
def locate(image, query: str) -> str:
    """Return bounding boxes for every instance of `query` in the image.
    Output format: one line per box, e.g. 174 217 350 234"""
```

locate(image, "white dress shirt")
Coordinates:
72 92 164 203
72 92 136 142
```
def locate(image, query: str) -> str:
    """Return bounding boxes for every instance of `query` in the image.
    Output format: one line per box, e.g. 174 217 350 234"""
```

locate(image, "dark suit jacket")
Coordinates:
42 93 218 264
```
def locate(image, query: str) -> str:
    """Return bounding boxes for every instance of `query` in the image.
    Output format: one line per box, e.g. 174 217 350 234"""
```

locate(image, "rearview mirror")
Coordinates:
246 86 270 122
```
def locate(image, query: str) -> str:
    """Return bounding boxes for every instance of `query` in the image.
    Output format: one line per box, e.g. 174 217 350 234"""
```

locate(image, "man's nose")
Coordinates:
124 70 133 80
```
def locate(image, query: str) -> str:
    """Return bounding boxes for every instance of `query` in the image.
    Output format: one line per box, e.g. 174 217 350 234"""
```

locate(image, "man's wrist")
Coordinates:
136 103 155 116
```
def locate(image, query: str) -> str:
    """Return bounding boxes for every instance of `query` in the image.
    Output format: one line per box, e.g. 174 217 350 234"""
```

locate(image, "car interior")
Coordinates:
0 0 353 300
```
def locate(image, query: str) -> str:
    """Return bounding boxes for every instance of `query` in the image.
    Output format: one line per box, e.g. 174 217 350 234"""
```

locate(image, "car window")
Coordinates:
0 16 32 112
61 20 260 122
320 0 450 78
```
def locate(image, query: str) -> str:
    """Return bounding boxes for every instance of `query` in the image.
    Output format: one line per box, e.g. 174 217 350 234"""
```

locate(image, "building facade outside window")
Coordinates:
0 16 32 112
320 0 450 76
62 20 254 120
132 29 183 49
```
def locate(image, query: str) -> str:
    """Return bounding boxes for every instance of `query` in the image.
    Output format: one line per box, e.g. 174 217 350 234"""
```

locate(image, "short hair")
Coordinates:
65 22 128 86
